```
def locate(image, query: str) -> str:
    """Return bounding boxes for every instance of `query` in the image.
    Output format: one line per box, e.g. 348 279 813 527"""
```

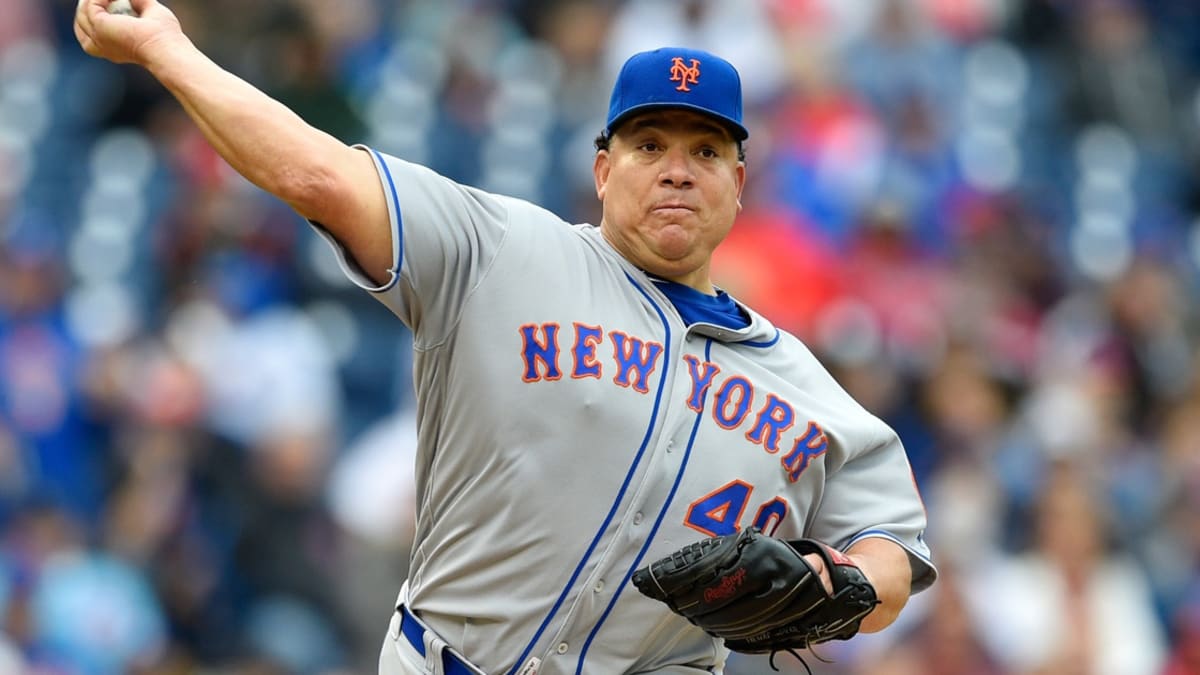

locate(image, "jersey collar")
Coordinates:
581 225 781 346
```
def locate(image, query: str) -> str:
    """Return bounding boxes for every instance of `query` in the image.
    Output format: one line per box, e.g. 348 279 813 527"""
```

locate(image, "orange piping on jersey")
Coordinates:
712 375 753 429
682 354 721 413
609 330 665 395
684 479 753 538
752 496 789 537
519 322 563 382
745 393 796 454
781 421 829 483
570 322 605 380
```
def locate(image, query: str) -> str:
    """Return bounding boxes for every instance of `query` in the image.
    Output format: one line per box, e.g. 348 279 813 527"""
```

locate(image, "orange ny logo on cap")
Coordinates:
670 57 701 92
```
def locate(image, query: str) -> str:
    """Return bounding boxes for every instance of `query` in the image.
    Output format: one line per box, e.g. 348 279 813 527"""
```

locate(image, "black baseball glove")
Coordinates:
632 528 878 661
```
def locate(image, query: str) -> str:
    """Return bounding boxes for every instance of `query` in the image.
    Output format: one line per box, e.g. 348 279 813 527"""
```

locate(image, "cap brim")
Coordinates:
607 102 749 141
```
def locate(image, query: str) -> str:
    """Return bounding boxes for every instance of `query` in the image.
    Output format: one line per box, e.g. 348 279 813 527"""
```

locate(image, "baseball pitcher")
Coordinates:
75 1 937 673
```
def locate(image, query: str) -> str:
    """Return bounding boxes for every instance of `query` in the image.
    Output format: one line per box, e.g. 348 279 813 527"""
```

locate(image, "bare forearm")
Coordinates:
143 35 344 218
76 0 394 283
847 537 912 633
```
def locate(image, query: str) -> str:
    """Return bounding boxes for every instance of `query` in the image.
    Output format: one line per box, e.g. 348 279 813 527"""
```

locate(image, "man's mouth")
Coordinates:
653 203 694 214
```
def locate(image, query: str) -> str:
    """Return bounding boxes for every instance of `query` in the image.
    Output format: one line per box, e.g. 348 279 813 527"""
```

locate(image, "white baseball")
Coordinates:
107 0 136 16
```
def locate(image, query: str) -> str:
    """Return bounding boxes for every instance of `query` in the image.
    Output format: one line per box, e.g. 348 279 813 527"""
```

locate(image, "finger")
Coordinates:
73 20 91 53
74 4 96 52
84 0 109 20
75 0 93 34
803 553 834 595
80 0 120 35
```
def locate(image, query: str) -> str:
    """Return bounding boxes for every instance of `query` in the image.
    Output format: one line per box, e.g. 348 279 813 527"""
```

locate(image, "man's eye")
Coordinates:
639 142 661 152
699 148 718 158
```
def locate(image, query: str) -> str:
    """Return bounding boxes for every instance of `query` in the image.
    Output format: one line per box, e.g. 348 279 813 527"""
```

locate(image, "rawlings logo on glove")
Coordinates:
703 568 747 603
632 528 879 666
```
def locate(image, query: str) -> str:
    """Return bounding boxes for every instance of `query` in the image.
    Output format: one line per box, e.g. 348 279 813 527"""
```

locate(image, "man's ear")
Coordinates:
594 150 611 200
735 162 746 211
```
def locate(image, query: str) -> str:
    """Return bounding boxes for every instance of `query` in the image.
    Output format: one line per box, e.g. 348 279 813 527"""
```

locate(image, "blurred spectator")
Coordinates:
851 566 1002 675
1059 0 1190 158
758 24 888 246
911 344 1012 490
842 0 959 139
326 409 419 671
1102 258 1194 426
1142 391 1200 627
840 0 963 245
0 222 108 521
30 549 167 674
256 5 365 144
972 462 1166 675
168 299 342 448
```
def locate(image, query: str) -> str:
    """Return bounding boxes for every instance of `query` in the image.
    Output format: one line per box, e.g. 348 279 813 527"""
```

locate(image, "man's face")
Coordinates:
594 109 746 293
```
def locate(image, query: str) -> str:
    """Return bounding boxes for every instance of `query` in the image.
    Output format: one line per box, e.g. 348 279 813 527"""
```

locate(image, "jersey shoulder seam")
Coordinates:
411 194 514 351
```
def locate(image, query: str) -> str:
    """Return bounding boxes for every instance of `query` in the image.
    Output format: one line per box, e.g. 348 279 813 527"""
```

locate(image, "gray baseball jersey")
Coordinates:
315 148 936 674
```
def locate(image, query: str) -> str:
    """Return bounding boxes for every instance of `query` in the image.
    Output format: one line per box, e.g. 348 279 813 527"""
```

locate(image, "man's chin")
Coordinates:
649 225 697 255
639 254 703 282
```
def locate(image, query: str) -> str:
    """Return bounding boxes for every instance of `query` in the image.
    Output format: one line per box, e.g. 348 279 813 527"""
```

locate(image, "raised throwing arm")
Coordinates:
73 0 393 283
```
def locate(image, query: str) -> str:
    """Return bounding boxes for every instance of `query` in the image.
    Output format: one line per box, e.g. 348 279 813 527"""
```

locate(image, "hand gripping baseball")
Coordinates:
74 0 185 66
632 528 879 664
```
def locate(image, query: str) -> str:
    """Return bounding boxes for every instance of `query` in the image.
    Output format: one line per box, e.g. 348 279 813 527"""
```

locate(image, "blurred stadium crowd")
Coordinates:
2 0 1200 673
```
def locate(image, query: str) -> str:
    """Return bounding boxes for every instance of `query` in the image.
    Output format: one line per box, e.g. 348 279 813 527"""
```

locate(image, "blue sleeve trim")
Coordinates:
847 528 938 593
368 147 404 293
508 272 673 675
847 528 935 567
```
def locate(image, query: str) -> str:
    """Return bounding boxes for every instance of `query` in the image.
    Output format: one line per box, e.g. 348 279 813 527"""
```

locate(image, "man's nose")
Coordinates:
658 148 695 187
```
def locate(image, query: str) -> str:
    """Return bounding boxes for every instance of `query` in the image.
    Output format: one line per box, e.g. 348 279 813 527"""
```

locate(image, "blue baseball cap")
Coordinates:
605 47 749 141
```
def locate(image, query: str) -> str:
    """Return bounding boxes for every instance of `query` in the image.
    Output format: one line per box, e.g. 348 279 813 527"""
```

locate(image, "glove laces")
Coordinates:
768 640 833 674
768 649 808 674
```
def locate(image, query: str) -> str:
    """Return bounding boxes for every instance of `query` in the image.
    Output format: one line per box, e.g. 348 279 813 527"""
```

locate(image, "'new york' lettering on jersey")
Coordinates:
519 322 829 484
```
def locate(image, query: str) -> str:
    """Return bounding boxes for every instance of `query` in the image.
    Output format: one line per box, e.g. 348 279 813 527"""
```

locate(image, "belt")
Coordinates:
398 605 481 675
